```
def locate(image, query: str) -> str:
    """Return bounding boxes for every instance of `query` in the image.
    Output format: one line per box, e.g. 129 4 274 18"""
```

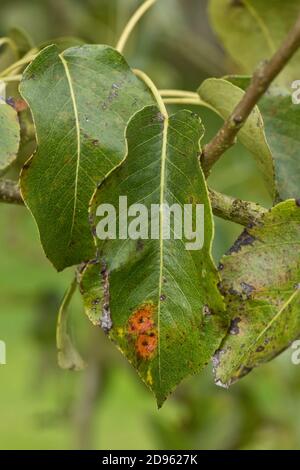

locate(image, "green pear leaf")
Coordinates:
209 0 300 87
0 101 20 175
80 105 227 406
20 44 154 271
226 76 300 201
214 199 300 387
38 37 85 53
8 27 34 58
198 78 275 199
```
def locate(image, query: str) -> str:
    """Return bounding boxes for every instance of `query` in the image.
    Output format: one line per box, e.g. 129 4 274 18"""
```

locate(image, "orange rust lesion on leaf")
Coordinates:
136 333 157 359
127 302 157 360
128 303 155 334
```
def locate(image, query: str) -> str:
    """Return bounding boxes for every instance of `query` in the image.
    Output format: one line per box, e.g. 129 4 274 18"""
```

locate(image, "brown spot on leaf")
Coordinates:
136 239 144 252
229 317 241 335
15 99 28 113
128 303 155 334
128 302 157 359
228 228 256 255
155 112 165 123
240 281 255 298
295 199 300 207
136 333 157 359
100 262 112 333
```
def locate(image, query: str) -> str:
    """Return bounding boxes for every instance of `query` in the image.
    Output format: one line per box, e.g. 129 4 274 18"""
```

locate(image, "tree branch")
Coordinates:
201 14 300 175
0 178 267 226
209 189 267 226
0 179 23 205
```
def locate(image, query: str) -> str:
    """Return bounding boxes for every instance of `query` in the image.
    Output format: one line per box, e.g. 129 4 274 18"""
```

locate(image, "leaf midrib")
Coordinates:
157 113 169 385
59 52 81 244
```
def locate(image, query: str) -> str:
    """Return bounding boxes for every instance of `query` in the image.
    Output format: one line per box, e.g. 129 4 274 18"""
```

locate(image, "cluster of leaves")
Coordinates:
0 0 300 407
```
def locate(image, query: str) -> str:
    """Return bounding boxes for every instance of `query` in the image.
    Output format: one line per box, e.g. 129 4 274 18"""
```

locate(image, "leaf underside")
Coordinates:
198 78 275 200
226 76 300 202
215 200 300 387
0 102 20 175
20 44 154 271
80 106 227 406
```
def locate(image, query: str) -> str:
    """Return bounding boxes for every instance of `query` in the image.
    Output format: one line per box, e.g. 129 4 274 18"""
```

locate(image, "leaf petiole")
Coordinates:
116 0 157 54
0 50 37 78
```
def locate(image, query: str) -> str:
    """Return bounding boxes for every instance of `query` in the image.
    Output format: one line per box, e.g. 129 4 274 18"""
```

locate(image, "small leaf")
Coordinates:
80 106 227 406
57 277 85 371
226 76 300 201
8 27 34 58
198 78 275 199
20 44 154 271
0 101 20 175
214 200 300 387
209 0 300 87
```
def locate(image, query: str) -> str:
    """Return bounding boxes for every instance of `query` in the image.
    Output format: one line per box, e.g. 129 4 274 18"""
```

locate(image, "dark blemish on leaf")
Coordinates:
218 263 224 271
136 239 144 252
92 298 100 306
100 79 125 111
92 139 100 146
240 282 255 298
256 345 264 353
155 112 165 123
22 161 31 170
5 97 15 108
228 287 240 297
100 261 112 334
238 366 253 379
295 199 300 207
229 317 241 335
212 348 225 370
160 294 166 302
227 228 256 254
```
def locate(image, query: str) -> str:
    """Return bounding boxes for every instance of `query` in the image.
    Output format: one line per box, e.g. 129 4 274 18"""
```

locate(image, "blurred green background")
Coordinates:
0 0 299 450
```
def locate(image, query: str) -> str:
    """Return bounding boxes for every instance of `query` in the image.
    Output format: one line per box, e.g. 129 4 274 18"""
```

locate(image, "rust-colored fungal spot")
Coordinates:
136 333 157 359
128 303 155 334
128 303 157 359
